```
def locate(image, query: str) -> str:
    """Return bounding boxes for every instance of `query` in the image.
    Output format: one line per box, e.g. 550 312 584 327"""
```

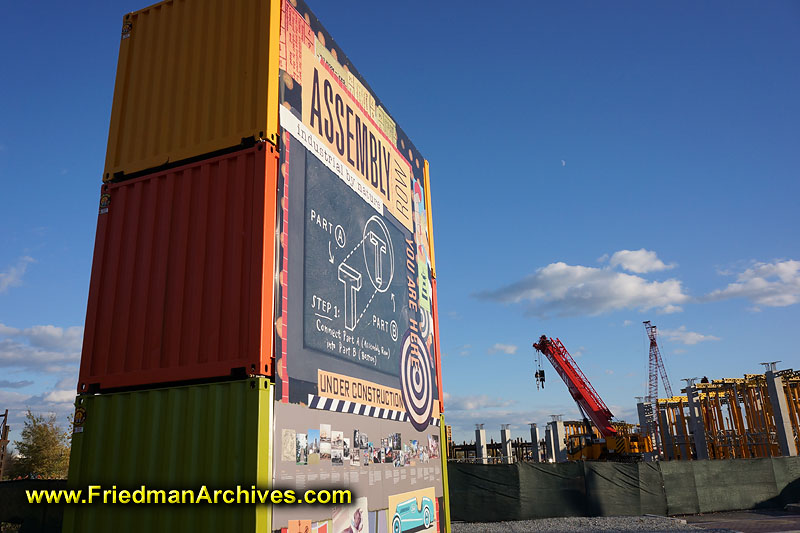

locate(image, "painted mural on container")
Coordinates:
272 0 443 528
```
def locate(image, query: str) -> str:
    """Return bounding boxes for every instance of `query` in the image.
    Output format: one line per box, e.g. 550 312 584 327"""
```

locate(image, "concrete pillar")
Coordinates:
657 407 675 460
530 424 541 461
637 402 657 462
666 402 690 460
765 371 798 457
544 426 555 462
475 427 488 464
501 426 513 464
686 383 709 460
548 420 568 463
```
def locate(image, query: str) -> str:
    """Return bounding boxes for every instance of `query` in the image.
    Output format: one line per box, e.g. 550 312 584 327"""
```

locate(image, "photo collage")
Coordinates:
283 424 440 468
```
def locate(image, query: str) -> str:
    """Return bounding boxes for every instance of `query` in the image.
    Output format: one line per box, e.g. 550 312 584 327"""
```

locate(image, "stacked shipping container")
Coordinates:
66 1 281 531
79 144 278 392
66 0 450 531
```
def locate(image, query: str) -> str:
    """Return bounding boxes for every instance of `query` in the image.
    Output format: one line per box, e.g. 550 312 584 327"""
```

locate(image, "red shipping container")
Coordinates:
79 143 278 392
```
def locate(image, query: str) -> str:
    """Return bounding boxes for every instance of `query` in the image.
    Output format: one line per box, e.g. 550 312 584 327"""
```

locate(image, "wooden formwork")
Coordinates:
655 370 800 460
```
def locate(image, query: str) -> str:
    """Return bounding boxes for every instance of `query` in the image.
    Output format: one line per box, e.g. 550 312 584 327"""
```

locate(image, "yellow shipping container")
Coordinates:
103 0 280 181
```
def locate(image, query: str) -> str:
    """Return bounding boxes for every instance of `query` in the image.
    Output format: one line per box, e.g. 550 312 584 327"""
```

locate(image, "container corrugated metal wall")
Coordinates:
104 0 280 181
439 414 452 533
80 143 278 392
63 378 272 533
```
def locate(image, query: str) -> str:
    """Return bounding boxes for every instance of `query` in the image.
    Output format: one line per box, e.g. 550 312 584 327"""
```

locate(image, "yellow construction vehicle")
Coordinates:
533 335 652 461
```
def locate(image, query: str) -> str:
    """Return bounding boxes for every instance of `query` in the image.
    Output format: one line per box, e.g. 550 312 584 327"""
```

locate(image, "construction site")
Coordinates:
447 322 800 465
441 322 800 524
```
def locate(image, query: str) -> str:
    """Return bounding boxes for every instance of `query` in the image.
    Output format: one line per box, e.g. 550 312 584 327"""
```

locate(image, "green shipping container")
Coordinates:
63 378 272 533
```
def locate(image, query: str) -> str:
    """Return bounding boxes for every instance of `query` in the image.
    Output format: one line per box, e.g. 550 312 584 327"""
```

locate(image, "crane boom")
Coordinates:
533 335 617 437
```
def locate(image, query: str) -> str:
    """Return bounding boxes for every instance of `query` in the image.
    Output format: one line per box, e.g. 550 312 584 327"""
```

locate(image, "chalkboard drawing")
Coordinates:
363 215 394 292
337 262 362 331
302 155 408 374
367 230 387 285
335 225 346 247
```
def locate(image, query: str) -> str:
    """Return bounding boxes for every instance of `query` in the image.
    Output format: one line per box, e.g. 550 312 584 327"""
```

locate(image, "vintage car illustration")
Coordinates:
391 496 434 532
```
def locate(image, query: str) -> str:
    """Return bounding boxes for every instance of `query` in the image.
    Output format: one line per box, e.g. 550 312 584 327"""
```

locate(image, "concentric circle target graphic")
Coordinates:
400 330 434 431
419 308 432 340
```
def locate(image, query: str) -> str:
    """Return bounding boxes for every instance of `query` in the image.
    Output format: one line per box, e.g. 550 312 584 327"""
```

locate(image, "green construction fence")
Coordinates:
448 456 800 522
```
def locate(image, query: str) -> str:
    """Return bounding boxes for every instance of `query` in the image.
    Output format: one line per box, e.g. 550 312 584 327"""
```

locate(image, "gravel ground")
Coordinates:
451 516 736 533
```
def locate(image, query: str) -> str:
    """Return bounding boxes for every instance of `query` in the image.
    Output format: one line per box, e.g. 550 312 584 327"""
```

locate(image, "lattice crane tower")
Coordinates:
644 321 673 402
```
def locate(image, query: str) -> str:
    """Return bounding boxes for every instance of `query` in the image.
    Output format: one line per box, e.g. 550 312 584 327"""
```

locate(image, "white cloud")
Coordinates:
659 326 720 345
455 344 471 356
0 323 82 448
0 379 34 389
607 249 675 274
623 320 633 327
42 389 75 404
478 261 689 317
0 339 80 371
0 256 35 293
54 376 77 390
607 405 639 425
0 324 85 352
445 394 516 411
605 369 614 375
706 260 800 309
0 323 83 372
487 343 518 355
0 389 30 405
673 348 687 354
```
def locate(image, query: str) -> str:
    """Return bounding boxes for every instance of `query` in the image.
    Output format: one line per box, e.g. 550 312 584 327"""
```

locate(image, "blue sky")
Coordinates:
1 1 798 447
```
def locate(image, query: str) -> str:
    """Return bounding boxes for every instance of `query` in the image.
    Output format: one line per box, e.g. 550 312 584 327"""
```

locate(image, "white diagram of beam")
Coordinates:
337 262 362 331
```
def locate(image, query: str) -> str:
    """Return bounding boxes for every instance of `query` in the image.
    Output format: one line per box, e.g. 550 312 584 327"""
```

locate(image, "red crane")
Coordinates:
533 335 617 437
